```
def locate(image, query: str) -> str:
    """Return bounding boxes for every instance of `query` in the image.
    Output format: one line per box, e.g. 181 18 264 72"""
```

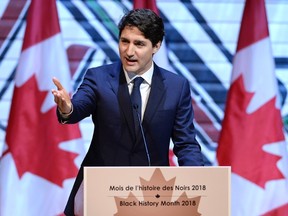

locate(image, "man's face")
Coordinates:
119 26 160 75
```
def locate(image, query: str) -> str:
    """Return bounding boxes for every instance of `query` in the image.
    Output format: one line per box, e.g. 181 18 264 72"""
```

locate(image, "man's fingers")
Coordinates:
51 89 60 104
52 77 72 113
52 77 64 90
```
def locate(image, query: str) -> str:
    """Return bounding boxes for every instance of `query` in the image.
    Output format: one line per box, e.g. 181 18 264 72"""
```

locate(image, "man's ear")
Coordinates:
152 41 162 54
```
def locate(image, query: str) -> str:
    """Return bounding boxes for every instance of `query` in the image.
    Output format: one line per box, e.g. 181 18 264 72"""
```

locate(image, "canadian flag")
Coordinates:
217 0 288 215
133 0 177 166
0 0 85 215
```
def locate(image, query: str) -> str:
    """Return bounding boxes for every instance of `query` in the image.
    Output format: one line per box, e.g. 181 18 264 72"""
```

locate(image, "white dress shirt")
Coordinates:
124 64 154 120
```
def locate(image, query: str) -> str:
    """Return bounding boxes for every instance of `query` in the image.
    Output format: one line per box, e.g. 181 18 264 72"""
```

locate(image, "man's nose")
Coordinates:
126 44 135 56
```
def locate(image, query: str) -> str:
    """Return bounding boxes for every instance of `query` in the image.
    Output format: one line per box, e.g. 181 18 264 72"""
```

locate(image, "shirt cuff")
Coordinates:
58 104 73 119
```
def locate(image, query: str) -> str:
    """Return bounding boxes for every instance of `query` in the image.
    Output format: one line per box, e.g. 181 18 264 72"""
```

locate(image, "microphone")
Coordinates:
133 104 151 166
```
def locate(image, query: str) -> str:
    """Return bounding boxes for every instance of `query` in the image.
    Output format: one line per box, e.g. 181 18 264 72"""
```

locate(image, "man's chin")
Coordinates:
124 65 139 74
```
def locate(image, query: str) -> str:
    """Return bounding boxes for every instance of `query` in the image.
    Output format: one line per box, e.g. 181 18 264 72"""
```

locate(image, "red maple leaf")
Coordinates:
6 75 81 186
217 75 285 188
262 203 288 216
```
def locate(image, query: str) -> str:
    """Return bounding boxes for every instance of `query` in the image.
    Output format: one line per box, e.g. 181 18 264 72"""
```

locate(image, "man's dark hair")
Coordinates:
118 9 165 47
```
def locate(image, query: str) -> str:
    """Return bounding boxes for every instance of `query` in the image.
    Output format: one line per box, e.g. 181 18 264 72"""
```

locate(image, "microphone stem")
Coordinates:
135 108 151 166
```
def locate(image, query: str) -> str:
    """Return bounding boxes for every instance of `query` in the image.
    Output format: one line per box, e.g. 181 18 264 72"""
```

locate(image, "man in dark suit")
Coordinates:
52 8 203 216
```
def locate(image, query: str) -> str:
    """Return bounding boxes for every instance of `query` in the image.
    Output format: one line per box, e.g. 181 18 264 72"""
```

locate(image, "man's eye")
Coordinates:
136 42 145 47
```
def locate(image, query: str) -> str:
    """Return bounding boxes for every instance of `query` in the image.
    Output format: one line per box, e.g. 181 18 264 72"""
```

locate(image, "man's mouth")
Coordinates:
125 58 137 65
125 57 137 62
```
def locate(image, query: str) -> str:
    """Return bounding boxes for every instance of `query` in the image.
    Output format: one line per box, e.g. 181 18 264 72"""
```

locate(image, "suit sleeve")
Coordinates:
172 79 204 166
57 68 98 124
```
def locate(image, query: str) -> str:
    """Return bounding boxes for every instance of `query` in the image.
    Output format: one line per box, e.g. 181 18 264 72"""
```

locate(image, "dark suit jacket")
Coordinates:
60 61 203 215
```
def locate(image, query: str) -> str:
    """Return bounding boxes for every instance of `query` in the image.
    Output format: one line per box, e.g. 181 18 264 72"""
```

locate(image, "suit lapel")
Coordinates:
143 65 166 126
108 63 135 140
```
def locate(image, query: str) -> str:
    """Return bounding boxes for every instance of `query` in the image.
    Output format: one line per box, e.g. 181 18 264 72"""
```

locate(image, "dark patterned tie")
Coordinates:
131 77 144 135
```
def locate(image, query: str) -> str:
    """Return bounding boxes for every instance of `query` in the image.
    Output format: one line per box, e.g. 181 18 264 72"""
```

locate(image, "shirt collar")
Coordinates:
124 63 154 86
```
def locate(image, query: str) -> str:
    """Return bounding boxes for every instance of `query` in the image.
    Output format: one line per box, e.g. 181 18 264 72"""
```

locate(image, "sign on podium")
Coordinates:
84 166 230 216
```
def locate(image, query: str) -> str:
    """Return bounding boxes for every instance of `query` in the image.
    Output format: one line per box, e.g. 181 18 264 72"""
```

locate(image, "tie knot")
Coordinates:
133 77 144 88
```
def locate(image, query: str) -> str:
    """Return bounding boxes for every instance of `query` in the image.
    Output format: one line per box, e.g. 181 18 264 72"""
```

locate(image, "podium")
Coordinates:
84 167 230 216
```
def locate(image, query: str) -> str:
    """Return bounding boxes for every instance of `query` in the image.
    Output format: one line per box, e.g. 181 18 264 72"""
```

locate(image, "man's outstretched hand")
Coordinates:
51 77 72 114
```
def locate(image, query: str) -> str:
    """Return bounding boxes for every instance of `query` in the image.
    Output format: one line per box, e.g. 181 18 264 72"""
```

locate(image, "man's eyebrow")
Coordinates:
134 40 146 44
120 37 129 40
